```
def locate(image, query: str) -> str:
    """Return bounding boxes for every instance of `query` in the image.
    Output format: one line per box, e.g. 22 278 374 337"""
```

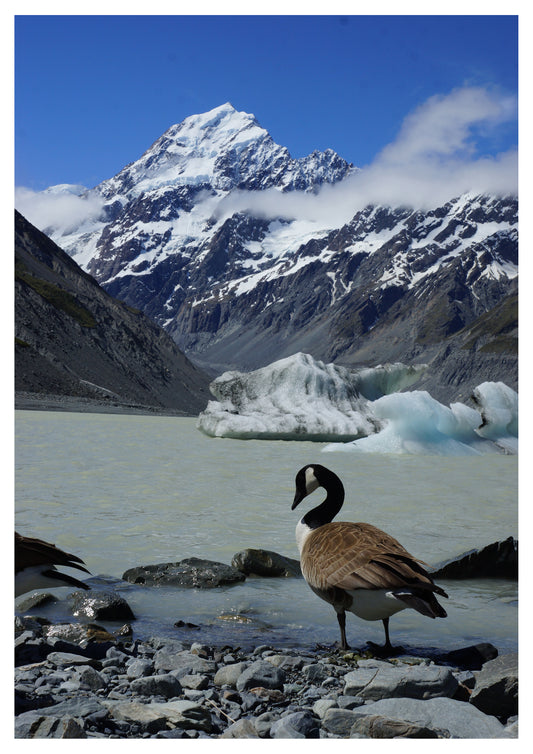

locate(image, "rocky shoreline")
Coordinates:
15 541 518 738
15 391 195 417
15 614 518 739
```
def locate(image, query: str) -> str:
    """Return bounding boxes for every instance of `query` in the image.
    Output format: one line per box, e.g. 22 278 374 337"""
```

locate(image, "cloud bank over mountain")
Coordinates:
212 87 518 227
16 86 517 236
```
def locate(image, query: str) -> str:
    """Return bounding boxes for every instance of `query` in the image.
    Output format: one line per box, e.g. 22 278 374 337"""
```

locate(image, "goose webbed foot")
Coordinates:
366 640 404 658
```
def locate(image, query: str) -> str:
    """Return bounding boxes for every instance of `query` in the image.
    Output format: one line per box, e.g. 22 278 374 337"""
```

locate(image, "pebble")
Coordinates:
14 615 518 739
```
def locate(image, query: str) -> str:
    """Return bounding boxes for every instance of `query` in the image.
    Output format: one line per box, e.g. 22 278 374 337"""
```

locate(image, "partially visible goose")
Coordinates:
15 532 91 597
292 464 448 653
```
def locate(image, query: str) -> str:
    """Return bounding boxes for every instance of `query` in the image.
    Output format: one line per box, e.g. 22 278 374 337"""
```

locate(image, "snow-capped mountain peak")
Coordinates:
34 104 517 402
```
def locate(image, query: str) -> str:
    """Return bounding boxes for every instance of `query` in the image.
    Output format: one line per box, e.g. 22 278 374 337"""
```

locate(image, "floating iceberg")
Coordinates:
197 353 425 442
196 353 517 455
324 389 515 456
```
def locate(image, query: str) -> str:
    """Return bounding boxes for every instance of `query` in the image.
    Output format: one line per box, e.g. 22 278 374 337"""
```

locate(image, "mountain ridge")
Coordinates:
15 210 211 413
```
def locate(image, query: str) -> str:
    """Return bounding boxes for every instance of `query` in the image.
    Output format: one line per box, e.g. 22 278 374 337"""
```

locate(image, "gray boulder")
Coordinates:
270 711 320 738
102 699 212 733
343 663 458 701
470 653 518 721
231 549 302 577
348 697 506 738
130 673 183 698
214 661 249 687
154 648 215 675
236 660 286 692
122 557 245 588
15 715 87 739
220 719 259 738
322 708 365 737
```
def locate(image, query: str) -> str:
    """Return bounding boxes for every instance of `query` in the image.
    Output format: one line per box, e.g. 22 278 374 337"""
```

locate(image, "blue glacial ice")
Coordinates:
196 353 517 455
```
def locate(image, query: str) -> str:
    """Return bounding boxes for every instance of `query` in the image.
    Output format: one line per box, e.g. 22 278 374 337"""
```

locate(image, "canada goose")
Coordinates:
292 464 448 653
15 532 91 597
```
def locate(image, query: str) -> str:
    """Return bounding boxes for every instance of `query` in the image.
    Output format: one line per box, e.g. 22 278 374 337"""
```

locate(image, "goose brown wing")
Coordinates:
300 522 438 592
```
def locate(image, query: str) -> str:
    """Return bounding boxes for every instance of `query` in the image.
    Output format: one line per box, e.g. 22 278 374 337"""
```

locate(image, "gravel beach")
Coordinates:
15 611 518 739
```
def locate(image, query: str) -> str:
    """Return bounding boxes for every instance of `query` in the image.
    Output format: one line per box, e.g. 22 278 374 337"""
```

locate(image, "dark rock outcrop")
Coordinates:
431 537 518 580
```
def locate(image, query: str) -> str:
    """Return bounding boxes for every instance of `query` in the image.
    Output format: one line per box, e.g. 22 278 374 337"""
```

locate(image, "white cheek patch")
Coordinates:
305 467 320 495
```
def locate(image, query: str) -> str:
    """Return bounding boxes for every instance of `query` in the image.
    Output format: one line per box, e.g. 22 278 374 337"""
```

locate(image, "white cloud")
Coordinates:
15 185 106 236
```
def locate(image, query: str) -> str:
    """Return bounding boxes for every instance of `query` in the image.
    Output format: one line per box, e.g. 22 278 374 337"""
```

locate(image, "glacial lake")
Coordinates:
15 410 518 654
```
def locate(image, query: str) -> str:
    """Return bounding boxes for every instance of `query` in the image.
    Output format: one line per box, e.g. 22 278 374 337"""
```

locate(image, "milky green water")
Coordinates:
15 411 518 652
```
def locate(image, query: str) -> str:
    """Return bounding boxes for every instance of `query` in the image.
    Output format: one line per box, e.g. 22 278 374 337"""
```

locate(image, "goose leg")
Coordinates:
382 617 393 651
336 610 349 650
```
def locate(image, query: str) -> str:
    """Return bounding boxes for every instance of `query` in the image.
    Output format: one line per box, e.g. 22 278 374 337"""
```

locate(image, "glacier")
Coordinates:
196 353 517 455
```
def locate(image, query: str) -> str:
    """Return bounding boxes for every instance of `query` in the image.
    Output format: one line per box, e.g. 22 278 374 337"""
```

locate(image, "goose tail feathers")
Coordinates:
392 589 448 619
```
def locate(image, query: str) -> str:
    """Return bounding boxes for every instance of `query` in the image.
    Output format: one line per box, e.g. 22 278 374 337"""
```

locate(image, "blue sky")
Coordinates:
15 13 518 192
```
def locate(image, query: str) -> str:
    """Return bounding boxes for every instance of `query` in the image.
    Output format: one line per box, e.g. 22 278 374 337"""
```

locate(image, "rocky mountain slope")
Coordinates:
41 104 517 403
15 210 211 413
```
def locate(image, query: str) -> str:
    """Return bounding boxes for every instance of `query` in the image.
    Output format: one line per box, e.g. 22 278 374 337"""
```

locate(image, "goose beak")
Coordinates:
292 489 305 509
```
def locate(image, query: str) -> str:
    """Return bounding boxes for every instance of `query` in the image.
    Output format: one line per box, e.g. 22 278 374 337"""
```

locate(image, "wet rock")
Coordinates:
68 590 136 621
122 557 245 588
431 537 518 579
231 549 302 577
348 697 507 738
343 663 458 701
469 653 518 721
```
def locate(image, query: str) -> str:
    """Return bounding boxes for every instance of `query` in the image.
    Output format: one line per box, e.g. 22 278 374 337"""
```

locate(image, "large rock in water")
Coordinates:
430 537 517 579
122 557 245 588
68 590 136 621
231 549 302 577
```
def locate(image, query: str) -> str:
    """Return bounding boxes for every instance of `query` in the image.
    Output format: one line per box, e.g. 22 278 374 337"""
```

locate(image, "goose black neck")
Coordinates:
302 474 345 530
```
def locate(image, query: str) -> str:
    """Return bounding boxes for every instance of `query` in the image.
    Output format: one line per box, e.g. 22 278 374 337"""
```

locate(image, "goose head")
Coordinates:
292 464 345 528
